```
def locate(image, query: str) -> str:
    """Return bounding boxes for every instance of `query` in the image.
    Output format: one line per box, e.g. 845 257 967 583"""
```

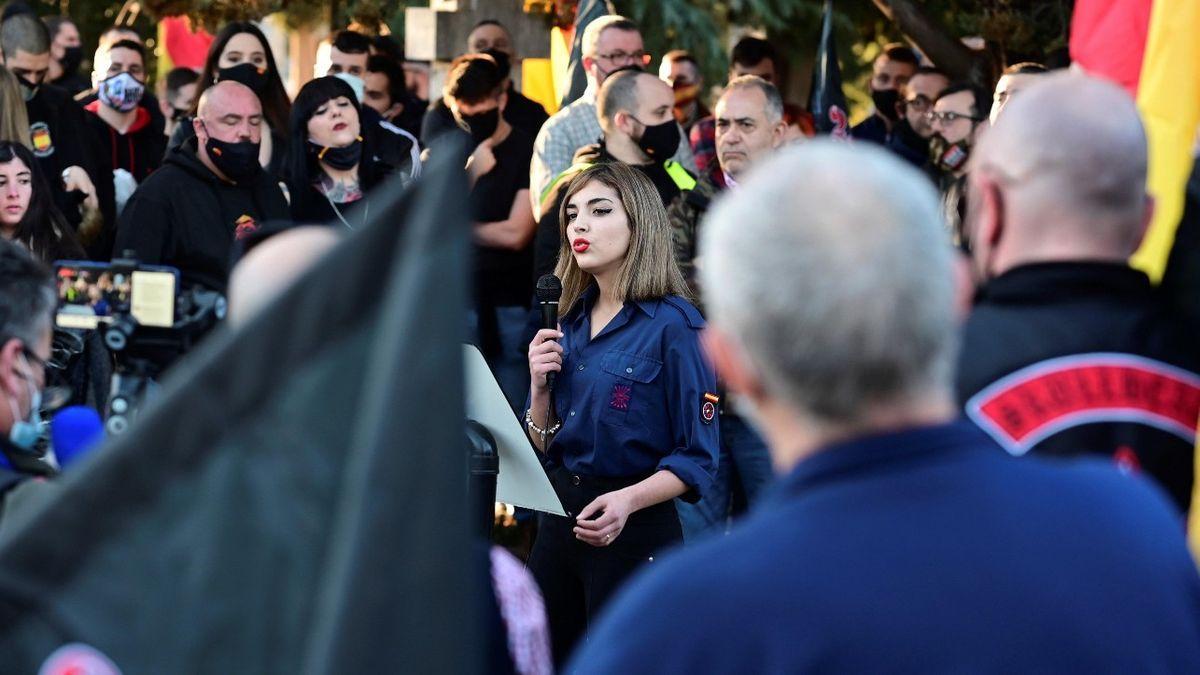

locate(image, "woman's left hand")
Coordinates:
574 490 635 547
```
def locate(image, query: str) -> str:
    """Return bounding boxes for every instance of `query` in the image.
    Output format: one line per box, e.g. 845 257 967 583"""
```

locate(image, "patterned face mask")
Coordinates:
98 72 145 113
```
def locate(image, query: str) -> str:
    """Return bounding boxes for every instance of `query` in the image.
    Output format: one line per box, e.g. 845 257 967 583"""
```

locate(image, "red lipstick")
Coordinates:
572 238 590 253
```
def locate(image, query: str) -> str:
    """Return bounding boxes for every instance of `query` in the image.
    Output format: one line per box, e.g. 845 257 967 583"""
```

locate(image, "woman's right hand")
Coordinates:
528 328 564 395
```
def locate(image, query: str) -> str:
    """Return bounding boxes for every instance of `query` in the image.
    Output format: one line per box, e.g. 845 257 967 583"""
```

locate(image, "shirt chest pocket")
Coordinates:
599 350 663 426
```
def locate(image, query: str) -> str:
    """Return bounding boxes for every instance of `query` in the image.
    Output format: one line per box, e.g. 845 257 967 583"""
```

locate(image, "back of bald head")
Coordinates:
973 72 1147 243
228 226 342 326
197 80 261 121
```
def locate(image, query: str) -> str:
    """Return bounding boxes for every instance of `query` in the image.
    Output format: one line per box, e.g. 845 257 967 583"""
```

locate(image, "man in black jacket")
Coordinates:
957 72 1200 512
0 13 113 241
114 81 289 294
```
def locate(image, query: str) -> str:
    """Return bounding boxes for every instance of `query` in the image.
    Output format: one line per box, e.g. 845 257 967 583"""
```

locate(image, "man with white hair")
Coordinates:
568 140 1200 673
528 15 694 216
957 72 1200 512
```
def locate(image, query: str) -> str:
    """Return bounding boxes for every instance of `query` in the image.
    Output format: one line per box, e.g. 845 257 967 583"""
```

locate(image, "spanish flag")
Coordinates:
1072 0 1200 559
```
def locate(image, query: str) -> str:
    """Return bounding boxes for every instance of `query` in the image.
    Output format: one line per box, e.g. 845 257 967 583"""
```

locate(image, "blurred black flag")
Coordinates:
0 143 478 673
808 0 851 138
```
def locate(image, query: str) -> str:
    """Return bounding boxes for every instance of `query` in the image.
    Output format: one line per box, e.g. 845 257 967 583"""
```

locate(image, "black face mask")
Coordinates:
459 108 499 145
310 136 363 171
202 124 261 183
59 46 84 76
15 74 38 102
872 88 901 122
632 117 681 161
217 63 268 95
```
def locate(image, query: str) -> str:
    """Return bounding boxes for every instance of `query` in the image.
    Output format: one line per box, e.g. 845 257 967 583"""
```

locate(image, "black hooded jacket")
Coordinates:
113 137 290 293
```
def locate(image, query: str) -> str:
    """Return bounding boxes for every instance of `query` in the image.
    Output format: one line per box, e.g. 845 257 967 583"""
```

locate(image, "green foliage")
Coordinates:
615 0 1071 116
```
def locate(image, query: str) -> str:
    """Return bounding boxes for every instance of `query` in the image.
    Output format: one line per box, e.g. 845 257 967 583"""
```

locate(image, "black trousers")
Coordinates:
528 467 683 667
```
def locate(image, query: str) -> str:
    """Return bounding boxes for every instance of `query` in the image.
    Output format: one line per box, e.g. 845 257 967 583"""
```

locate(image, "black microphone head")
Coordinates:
536 274 562 303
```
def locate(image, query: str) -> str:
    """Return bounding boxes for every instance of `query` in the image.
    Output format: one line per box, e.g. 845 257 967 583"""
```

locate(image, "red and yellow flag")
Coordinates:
1071 0 1200 558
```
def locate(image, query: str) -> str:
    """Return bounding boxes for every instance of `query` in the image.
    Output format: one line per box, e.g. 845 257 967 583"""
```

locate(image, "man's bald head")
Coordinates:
198 80 260 120
194 80 264 148
966 72 1151 277
228 227 342 326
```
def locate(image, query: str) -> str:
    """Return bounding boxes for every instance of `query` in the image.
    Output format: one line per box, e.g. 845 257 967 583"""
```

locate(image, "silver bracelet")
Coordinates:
525 408 561 436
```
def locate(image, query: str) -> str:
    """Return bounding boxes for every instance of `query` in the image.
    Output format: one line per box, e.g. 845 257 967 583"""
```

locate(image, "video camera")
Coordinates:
52 253 227 434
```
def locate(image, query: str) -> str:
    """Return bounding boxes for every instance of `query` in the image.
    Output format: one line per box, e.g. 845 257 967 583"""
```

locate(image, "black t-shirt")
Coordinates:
471 127 535 308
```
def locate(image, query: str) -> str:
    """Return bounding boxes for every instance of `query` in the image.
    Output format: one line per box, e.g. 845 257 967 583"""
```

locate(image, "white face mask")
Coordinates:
334 73 365 105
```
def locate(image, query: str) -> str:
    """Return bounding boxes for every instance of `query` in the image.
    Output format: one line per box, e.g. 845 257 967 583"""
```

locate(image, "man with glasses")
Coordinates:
0 239 57 497
529 15 696 217
886 66 948 168
928 82 991 246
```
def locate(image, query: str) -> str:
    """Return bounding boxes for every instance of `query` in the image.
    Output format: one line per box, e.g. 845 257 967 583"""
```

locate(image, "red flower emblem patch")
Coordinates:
610 384 632 411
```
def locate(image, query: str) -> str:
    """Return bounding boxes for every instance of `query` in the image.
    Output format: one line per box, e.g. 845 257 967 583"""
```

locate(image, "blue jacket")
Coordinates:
540 286 719 501
569 421 1200 673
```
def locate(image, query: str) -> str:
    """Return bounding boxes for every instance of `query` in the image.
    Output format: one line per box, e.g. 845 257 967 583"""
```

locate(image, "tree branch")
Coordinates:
872 0 991 85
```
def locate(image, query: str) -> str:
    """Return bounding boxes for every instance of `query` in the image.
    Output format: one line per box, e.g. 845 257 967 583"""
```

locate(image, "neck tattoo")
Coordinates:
317 173 363 204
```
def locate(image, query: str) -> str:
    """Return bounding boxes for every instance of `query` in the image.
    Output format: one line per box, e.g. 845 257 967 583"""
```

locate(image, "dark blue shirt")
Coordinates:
570 421 1200 673
850 113 889 145
541 287 719 501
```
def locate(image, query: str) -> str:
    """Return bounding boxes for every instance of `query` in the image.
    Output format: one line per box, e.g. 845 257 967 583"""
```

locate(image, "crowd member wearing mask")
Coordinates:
658 50 707 136
83 39 165 227
0 141 85 263
534 69 708 283
928 82 990 247
159 66 199 139
43 16 86 97
0 13 111 240
530 15 695 218
850 43 919 146
324 29 421 184
421 20 548 145
0 239 59 492
445 54 537 409
115 81 289 294
885 66 948 168
79 26 165 140
170 22 292 178
282 77 395 231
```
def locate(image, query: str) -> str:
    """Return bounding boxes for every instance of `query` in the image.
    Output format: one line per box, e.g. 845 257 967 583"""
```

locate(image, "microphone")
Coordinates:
536 274 562 390
50 405 105 470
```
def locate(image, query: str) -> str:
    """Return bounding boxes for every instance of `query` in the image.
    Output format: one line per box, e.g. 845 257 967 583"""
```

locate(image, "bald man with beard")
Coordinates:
956 72 1200 512
114 81 290 294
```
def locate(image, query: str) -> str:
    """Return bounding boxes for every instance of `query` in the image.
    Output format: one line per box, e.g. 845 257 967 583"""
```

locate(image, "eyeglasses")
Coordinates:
596 50 652 67
904 95 933 112
926 110 982 125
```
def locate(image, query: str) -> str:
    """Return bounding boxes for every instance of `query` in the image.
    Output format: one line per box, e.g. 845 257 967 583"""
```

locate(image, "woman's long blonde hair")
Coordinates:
554 163 690 315
0 67 30 149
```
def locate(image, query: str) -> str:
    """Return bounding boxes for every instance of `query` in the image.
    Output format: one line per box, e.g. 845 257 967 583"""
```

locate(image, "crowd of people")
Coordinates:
0 3 1198 673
